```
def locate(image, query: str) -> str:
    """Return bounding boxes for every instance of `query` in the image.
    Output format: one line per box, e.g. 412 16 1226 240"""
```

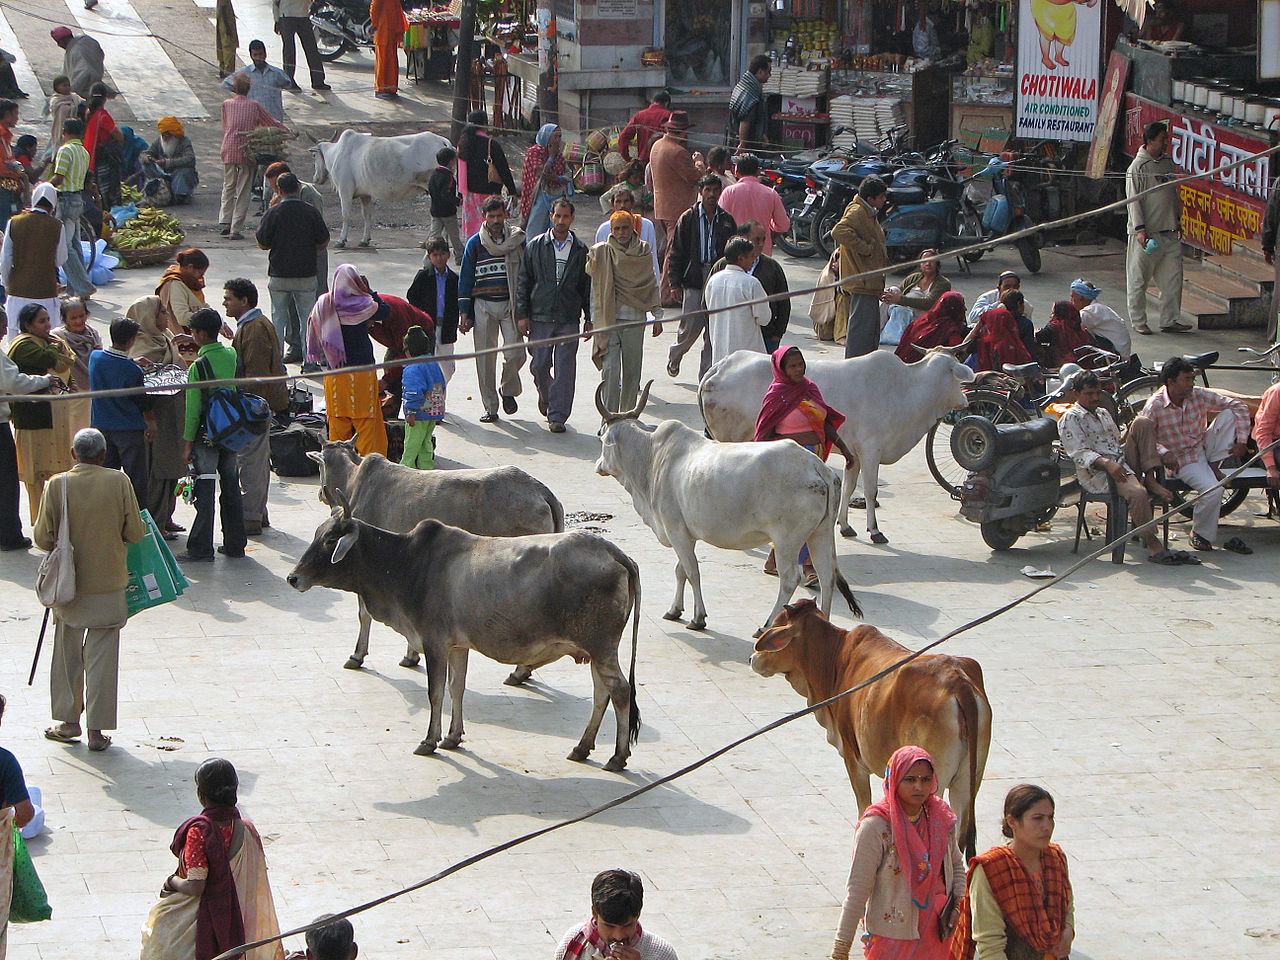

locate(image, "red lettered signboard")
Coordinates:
1123 94 1272 255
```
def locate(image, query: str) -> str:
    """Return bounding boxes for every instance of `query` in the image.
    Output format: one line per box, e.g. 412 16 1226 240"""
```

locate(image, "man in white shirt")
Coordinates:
704 236 770 366
967 269 1033 326
594 187 660 285
1068 278 1132 361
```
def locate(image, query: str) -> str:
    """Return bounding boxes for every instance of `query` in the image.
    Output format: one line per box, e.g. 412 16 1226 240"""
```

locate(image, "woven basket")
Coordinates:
115 242 181 267
602 151 626 177
585 128 610 155
563 141 586 164
577 161 606 194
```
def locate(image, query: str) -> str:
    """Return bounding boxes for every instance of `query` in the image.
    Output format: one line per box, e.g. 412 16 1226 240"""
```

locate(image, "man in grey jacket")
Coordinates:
517 198 591 433
1125 120 1191 336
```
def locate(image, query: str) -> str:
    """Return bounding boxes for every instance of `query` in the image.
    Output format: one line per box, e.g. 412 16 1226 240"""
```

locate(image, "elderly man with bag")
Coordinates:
36 427 145 753
140 117 199 205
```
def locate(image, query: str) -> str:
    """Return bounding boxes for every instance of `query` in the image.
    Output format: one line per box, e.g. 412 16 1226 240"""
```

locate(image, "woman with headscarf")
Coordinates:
156 248 209 333
51 295 100 432
587 211 663 415
894 291 968 364
950 784 1074 960
6 303 74 520
1036 299 1096 370
456 110 516 239
82 82 124 210
127 296 192 539
830 745 965 960
519 123 568 238
139 758 284 960
964 306 1032 374
308 264 389 457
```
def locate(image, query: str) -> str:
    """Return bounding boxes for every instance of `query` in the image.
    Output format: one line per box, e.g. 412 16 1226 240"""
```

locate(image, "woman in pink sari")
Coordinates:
830 745 965 960
456 110 516 239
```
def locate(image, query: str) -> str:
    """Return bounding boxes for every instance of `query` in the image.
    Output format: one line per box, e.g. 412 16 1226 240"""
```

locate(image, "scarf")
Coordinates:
587 233 660 363
126 295 183 366
170 804 246 960
520 140 567 222
755 345 846 457
895 291 968 363
156 264 205 298
970 307 1031 372
560 919 644 959
308 264 380 368
861 745 956 912
950 844 1071 960
477 224 526 312
53 324 101 392
1044 300 1093 369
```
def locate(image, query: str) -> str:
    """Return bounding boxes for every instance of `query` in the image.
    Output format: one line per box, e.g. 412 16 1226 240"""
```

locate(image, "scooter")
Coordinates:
962 155 1043 273
309 0 374 61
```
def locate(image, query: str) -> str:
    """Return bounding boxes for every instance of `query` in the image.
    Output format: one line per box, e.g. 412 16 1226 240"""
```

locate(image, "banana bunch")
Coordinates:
121 183 144 203
111 208 184 250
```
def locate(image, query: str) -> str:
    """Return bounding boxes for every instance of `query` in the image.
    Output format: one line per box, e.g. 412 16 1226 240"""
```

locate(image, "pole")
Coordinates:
450 0 478 142
28 608 49 686
536 0 558 126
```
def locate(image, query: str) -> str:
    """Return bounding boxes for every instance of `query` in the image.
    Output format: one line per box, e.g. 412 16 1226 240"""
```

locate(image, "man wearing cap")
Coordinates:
141 118 199 205
728 55 773 153
1068 278 1131 362
50 27 106 102
1126 120 1190 335
967 270 1034 327
648 111 706 273
0 183 66 339
619 91 672 165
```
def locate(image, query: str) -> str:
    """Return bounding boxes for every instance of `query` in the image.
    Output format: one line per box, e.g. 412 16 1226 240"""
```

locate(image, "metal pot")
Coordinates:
1205 85 1224 113
1245 98 1268 125
1171 79 1187 103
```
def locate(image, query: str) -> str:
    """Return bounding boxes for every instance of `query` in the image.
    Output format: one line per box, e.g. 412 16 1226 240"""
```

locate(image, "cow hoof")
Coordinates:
358 240 371 248
334 239 347 249
567 746 590 762
342 657 365 670
661 609 682 622
398 655 422 669
441 736 462 750
603 756 628 772
503 671 529 686
840 525 857 539
870 531 889 545
413 740 438 756
688 617 707 631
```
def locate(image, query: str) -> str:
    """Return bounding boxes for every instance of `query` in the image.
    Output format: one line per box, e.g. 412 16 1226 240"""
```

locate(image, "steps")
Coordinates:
1148 237 1274 330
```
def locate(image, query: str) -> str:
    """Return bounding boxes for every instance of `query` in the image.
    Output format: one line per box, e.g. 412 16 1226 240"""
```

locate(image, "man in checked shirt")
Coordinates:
1130 356 1251 552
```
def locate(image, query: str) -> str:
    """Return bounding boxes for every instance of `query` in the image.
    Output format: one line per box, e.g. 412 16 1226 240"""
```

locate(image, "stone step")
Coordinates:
1228 235 1269 267
1183 269 1267 307
1199 249 1275 288
1148 285 1230 327
1150 261 1270 329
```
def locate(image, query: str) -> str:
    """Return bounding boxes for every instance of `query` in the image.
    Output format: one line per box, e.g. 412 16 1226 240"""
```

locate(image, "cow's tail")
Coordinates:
621 551 642 745
825 470 862 619
957 682 981 861
548 490 565 533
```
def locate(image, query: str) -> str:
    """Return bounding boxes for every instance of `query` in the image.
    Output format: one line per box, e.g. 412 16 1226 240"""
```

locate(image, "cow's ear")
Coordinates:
331 528 358 564
754 628 792 654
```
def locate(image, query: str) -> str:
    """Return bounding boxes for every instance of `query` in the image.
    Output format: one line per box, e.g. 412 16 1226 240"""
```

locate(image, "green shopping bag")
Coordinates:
9 826 51 923
125 510 189 618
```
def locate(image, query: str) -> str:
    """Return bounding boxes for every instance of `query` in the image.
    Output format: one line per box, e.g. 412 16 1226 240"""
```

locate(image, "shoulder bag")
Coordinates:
35 475 75 607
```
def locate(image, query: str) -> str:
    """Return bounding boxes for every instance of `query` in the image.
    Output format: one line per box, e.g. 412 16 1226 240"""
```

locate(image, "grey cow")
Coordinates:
310 439 564 673
287 492 642 770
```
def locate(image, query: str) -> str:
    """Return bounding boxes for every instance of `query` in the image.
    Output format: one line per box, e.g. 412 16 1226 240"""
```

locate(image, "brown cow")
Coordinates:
751 598 992 858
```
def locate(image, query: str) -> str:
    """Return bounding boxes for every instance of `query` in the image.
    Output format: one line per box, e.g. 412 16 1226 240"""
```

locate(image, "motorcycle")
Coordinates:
759 130 853 258
962 156 1044 274
309 0 375 61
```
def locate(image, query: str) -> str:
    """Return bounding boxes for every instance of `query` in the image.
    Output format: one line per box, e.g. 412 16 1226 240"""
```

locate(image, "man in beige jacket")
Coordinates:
35 428 144 752
831 176 889 358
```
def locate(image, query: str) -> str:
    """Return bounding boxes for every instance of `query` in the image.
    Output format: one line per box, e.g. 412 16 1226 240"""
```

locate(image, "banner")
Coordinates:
1015 0 1102 142
1123 95 1271 255
1085 51 1129 179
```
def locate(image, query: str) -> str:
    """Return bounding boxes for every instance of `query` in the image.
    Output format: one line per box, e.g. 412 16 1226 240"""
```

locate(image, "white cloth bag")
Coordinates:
35 475 75 607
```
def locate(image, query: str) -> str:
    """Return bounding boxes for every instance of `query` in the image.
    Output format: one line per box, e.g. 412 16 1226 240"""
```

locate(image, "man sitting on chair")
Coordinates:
1058 372 1188 565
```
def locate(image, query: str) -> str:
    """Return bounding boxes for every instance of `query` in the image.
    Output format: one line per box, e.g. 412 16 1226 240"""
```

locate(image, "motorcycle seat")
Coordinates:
1001 362 1043 380
828 168 869 186
886 185 927 206
1184 351 1218 367
992 416 1059 455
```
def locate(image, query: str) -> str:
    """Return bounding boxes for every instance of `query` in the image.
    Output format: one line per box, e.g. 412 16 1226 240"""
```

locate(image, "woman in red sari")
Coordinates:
964 306 1032 374
1035 300 1095 369
755 345 854 580
894 291 968 363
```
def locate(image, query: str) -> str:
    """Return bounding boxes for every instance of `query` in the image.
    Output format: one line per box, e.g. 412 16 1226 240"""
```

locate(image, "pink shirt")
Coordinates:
718 177 791 255
1253 382 1280 472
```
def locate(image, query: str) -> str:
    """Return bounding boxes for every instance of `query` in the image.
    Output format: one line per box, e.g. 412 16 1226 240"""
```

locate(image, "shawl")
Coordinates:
53 323 102 392
970 307 1031 373
456 125 489 197
519 136 567 223
156 264 205 298
586 233 661 363
8 332 75 377
307 264 380 368
861 745 956 912
1042 300 1093 369
755 345 846 457
170 804 246 960
561 919 644 959
895 291 968 363
126 296 183 366
477 224 526 311
950 844 1071 960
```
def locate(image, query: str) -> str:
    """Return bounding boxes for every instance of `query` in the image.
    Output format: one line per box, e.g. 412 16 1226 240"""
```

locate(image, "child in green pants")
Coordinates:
399 325 446 469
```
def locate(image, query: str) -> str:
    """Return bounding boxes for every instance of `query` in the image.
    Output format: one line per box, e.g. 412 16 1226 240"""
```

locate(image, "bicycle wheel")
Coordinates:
1115 374 1161 427
926 389 1029 497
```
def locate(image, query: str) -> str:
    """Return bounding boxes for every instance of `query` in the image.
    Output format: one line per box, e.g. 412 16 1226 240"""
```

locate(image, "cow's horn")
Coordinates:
629 380 654 420
911 342 929 356
332 486 352 519
594 382 617 423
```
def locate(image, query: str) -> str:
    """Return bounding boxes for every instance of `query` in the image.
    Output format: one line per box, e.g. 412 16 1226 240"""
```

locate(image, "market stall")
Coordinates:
404 6 462 83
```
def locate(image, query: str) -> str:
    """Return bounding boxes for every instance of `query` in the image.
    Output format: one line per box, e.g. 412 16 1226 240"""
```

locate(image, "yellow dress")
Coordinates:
1032 0 1077 45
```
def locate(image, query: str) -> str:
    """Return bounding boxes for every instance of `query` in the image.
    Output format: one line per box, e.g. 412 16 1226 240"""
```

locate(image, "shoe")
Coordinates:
502 395 518 415
166 521 186 533
228 232 245 240
1161 322 1194 333
1223 536 1252 555
160 530 178 541
548 421 566 433
375 92 398 100
538 396 549 416
12 90 27 99
0 537 32 551
282 351 304 364
1134 323 1153 336
287 81 302 91
479 412 499 423
219 225 231 236
176 551 214 563
312 82 332 91
666 359 679 377
218 546 246 558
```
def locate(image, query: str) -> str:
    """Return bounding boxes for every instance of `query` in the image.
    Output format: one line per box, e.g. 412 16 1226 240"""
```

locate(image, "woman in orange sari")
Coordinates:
370 0 407 99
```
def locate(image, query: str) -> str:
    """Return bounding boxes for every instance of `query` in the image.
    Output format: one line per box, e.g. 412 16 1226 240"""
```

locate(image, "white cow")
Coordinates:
311 128 451 248
699 347 974 543
595 383 861 636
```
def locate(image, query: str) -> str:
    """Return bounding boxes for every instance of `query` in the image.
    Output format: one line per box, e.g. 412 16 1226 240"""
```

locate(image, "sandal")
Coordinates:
1147 550 1181 565
1223 536 1253 555
44 725 80 743
1171 551 1202 565
87 733 112 752
1134 323 1153 336
1190 534 1213 551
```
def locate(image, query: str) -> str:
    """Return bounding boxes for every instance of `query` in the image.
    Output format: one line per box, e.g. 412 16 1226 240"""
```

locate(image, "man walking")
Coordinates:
271 0 329 91
710 221 790 353
458 196 526 423
179 308 247 562
648 111 705 267
832 176 889 357
519 199 591 432
618 91 672 165
717 155 790 256
48 118 95 299
704 236 770 366
220 74 288 240
50 26 105 100
1126 120 1190 335
36 428 145 752
88 317 152 507
1 183 66 338
665 174 736 380
594 188 661 285
728 55 772 153
256 172 330 366
216 0 239 78
225 278 288 535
